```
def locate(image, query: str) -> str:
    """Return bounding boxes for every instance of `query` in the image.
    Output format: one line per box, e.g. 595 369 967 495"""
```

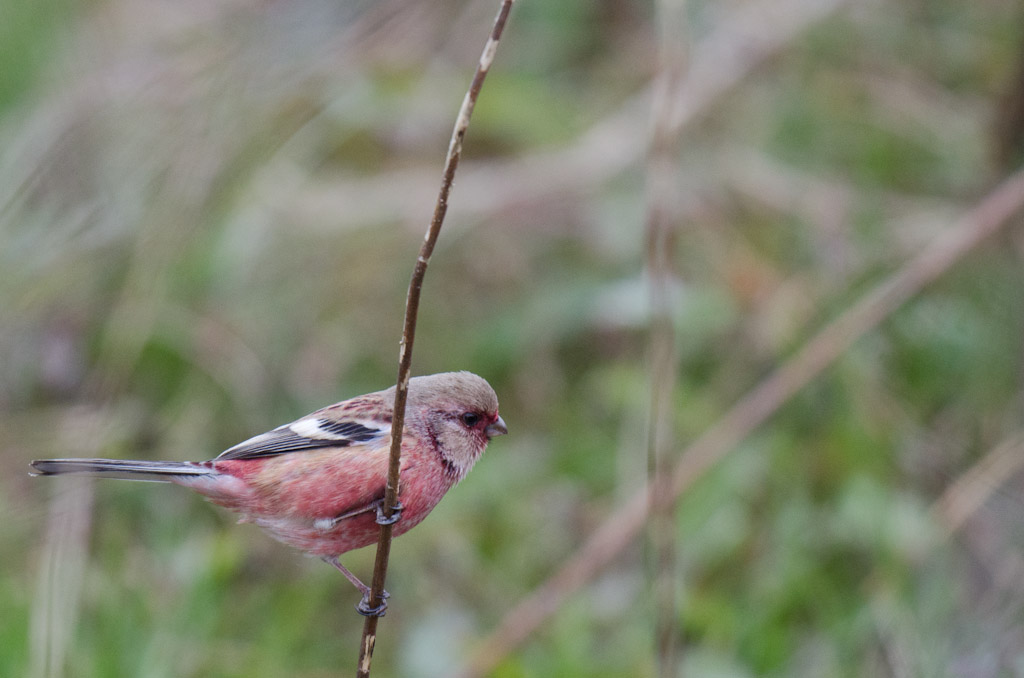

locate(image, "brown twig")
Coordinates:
354 2 515 677
456 168 1024 678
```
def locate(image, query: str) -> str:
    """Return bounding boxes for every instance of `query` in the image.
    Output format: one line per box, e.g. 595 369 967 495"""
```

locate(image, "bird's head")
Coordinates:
404 371 507 480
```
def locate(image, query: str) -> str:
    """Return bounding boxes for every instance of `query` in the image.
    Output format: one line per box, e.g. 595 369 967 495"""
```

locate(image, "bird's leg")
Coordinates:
375 499 403 526
313 498 402 531
321 556 389 617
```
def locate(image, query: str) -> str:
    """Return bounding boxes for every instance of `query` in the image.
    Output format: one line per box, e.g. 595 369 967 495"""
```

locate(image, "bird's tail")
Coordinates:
30 458 214 483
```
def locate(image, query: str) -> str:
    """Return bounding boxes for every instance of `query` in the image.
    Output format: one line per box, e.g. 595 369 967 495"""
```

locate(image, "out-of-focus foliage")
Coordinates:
4 0 1024 676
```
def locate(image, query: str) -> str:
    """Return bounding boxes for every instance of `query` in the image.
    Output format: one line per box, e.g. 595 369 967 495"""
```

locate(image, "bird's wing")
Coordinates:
216 412 390 461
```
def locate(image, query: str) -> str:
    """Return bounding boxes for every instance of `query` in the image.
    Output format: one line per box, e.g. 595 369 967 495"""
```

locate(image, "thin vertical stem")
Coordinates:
354 2 516 677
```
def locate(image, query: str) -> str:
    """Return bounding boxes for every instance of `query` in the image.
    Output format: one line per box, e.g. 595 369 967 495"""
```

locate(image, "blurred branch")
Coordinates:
927 432 1024 606
457 166 1024 678
355 2 515 677
664 0 849 136
262 0 852 233
29 479 93 678
863 431 1024 672
29 408 117 678
645 0 688 674
719 145 963 242
932 432 1024 536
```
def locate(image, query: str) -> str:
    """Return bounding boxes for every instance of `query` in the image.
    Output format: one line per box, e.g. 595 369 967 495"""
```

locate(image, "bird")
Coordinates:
30 371 507 616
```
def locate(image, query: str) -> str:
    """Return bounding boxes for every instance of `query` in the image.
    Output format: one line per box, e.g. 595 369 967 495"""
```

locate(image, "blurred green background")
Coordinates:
5 0 1024 676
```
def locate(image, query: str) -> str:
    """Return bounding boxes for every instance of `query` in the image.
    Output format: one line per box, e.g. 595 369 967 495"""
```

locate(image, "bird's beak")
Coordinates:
485 416 508 439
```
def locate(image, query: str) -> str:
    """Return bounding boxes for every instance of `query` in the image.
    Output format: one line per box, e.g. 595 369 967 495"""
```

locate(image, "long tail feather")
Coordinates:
30 458 213 483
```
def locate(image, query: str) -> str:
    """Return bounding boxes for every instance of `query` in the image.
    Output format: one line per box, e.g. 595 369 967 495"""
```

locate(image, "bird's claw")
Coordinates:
356 590 390 617
375 500 403 526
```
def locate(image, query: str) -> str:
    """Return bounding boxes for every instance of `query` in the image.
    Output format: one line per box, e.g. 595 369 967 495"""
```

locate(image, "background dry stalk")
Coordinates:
645 0 688 674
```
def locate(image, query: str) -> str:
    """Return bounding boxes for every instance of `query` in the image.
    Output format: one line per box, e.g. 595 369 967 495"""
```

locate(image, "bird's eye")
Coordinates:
461 412 481 427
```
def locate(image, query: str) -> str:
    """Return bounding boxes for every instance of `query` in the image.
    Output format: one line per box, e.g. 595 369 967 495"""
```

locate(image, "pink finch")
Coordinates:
31 371 506 615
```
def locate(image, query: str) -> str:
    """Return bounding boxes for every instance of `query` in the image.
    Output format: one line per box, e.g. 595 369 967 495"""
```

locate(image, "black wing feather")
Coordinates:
316 420 381 441
215 419 385 461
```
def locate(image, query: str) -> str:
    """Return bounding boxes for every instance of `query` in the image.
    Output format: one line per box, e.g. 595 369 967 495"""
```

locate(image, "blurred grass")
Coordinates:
4 0 1024 676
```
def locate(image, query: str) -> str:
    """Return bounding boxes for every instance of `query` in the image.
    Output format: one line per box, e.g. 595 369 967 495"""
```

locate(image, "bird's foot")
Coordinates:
375 500 403 526
356 589 391 617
